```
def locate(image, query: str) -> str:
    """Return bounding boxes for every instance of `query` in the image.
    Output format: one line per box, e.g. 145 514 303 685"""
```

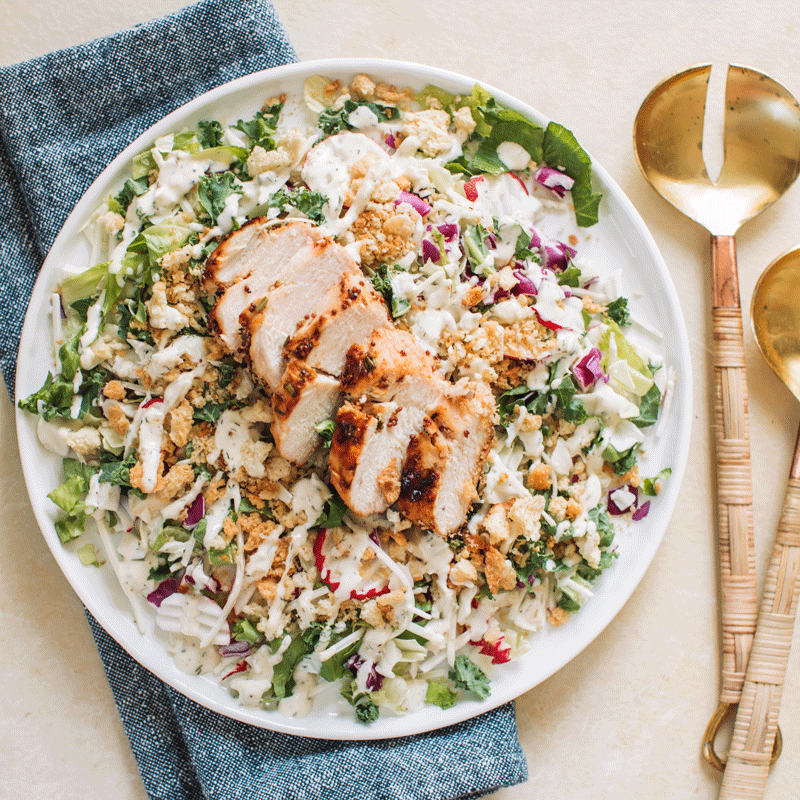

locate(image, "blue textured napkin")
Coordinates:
0 1 528 798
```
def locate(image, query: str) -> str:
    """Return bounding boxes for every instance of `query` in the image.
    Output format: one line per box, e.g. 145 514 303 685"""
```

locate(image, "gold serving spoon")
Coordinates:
633 63 800 769
717 249 800 799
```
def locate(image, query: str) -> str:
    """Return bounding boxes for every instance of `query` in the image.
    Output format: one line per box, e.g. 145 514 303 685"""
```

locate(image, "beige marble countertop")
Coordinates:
1 1 799 798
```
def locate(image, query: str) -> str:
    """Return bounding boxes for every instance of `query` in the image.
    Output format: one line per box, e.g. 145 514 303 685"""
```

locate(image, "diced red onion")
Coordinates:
146 577 181 607
184 494 205 528
608 485 639 516
385 133 397 149
437 223 458 241
632 501 651 521
421 238 440 263
513 270 537 296
534 166 575 198
573 348 605 390
525 227 577 273
219 640 251 658
395 190 431 217
141 396 164 410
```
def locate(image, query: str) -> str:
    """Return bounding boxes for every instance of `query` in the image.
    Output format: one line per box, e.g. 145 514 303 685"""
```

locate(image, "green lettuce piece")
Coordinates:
602 443 637 475
598 320 654 398
448 654 490 699
77 543 101 567
319 629 362 682
552 375 588 424
415 85 456 112
315 418 335 449
641 467 672 497
127 222 193 268
18 372 73 421
60 262 111 308
314 490 347 528
98 451 138 487
194 145 249 167
542 122 602 226
232 619 262 645
131 149 156 180
630 382 661 428
558 266 581 288
55 516 85 544
425 679 459 709
266 632 316 701
366 262 410 319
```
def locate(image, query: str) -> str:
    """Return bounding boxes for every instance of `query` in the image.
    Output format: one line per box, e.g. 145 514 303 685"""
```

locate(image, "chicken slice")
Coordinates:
244 240 362 389
271 360 340 465
329 329 450 517
340 328 439 401
209 228 332 353
202 219 320 294
397 382 496 536
328 400 417 517
283 272 392 377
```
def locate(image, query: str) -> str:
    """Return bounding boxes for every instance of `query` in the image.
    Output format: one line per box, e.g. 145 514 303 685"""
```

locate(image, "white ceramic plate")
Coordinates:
15 59 692 740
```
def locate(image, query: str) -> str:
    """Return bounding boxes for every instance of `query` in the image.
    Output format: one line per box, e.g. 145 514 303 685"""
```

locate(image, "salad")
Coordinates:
19 73 673 723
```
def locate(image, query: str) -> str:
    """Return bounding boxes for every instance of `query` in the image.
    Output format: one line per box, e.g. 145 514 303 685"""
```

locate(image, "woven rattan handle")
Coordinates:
718 463 800 800
711 235 759 705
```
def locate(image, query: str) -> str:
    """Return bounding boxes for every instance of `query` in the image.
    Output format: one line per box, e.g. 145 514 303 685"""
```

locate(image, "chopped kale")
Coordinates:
197 172 244 225
111 177 149 216
340 679 380 723
367 262 410 318
234 103 283 150
448 655 491 699
197 119 224 149
317 99 399 137
605 297 630 326
264 185 327 224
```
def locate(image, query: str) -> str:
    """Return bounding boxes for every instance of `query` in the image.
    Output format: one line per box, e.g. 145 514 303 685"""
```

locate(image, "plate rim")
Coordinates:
14 57 693 740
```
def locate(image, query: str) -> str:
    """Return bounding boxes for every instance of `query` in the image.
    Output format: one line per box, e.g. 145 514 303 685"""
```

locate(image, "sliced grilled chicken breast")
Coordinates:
209 226 329 352
340 328 439 401
397 382 496 536
329 329 451 517
244 240 361 390
283 272 391 377
271 360 340 465
202 219 320 294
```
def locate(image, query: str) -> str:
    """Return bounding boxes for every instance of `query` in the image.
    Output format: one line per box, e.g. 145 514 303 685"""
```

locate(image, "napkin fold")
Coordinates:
0 2 528 799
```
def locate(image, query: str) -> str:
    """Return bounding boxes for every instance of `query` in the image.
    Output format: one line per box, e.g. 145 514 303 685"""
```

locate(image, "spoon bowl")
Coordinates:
752 247 800 401
634 64 800 236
